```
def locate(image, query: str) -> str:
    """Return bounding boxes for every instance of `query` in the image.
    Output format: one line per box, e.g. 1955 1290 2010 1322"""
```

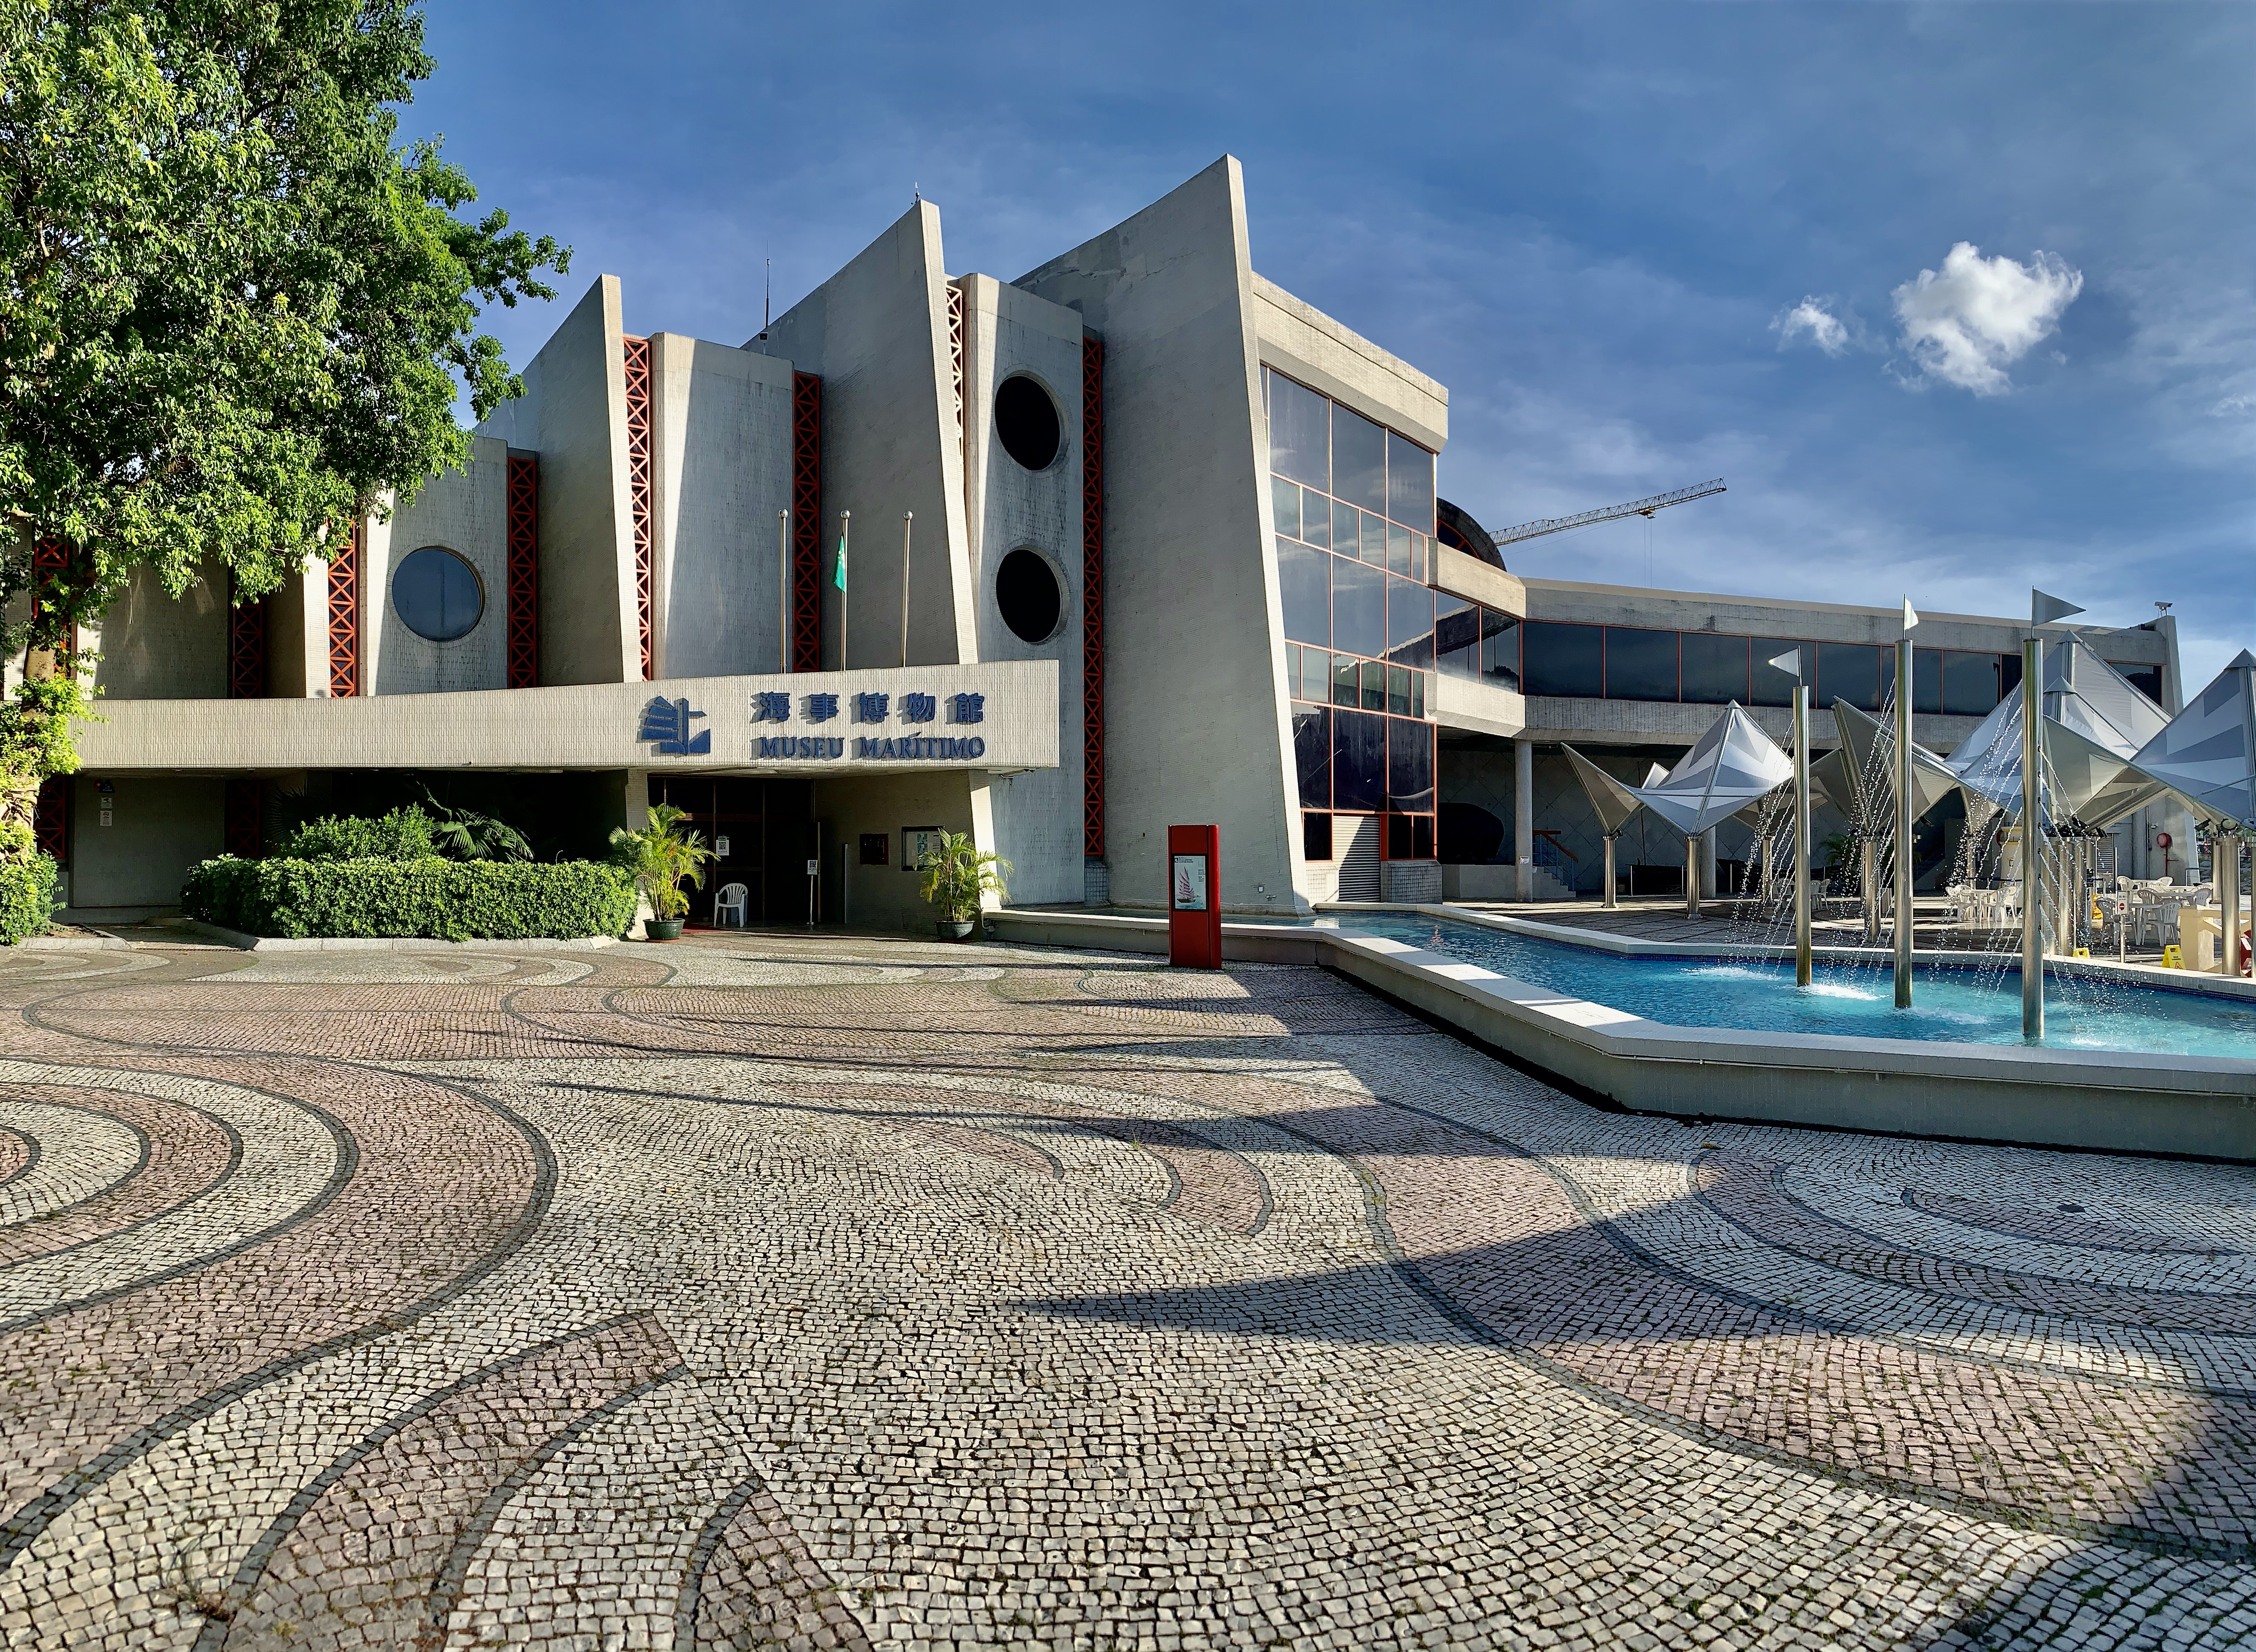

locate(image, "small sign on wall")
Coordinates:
714 835 731 859
904 826 941 872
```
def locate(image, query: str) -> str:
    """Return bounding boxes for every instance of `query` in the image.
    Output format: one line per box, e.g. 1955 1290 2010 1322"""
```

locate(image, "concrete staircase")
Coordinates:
1528 866 1576 903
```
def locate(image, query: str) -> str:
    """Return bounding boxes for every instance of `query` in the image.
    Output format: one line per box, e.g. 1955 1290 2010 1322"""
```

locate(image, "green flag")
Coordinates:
833 530 848 592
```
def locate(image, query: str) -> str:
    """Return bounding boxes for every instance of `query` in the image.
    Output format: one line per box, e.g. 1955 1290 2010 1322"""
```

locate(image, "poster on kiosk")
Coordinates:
1167 825 1221 969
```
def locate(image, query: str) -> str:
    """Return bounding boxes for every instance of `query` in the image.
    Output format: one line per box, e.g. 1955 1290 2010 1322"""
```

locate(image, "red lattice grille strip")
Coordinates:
623 336 655 681
791 371 823 673
328 521 360 697
506 456 540 688
228 570 265 699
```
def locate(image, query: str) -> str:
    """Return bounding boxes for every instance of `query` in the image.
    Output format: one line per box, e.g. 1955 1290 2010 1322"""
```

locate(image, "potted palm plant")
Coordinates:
917 829 1009 941
609 804 714 941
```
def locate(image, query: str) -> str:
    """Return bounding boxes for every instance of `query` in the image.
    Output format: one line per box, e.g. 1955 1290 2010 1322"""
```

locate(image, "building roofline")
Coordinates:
1515 575 2154 641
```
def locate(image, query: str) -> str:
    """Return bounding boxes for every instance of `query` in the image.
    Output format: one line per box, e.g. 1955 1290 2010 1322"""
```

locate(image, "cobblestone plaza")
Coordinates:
1 930 2252 1650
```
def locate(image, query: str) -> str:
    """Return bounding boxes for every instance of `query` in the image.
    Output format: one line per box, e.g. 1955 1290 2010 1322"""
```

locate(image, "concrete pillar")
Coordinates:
1513 739 1534 902
1700 828 1718 900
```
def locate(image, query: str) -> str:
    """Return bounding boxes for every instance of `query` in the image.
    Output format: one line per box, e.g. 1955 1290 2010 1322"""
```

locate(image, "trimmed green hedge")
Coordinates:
182 857 636 942
0 857 60 946
278 805 438 861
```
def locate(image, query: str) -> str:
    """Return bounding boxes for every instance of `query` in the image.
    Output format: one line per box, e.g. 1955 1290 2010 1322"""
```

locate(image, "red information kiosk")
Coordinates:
1167 824 1221 969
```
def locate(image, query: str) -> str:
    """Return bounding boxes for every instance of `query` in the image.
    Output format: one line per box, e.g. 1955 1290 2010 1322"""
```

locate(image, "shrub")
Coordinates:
0 856 60 945
279 806 438 862
181 857 636 942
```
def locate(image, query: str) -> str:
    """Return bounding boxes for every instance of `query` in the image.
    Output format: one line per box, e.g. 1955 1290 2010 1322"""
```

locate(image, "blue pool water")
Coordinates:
1305 913 2256 1059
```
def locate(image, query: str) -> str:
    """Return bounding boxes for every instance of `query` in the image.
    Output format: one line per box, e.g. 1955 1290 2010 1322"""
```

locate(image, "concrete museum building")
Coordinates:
36 157 2187 928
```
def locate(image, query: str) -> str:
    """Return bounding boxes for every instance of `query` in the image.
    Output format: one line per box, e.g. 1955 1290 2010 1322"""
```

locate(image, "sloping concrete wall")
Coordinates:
367 437 511 696
90 564 229 699
648 334 797 680
1016 157 1302 914
958 274 1087 907
753 203 975 675
477 276 637 686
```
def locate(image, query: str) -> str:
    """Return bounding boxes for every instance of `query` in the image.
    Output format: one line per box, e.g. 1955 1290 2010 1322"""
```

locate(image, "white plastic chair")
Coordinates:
1943 882 1971 926
711 882 749 928
1994 883 2022 927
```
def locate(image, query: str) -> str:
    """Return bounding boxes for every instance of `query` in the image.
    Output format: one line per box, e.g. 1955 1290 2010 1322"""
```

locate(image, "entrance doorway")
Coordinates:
644 777 812 926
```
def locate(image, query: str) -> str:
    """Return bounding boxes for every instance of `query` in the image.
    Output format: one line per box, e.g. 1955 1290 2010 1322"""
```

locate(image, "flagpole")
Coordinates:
778 510 791 673
836 510 851 672
899 511 914 668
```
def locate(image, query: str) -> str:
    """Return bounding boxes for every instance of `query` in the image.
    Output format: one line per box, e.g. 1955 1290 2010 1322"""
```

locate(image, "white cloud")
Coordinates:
1891 241 2083 395
1773 297 1849 356
2212 392 2255 418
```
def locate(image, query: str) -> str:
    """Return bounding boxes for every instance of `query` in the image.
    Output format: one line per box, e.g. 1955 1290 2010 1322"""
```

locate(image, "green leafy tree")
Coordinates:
0 0 568 848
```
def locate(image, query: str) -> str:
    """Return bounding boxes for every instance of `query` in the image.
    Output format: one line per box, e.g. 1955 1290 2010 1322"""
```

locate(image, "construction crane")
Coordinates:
1490 479 1726 548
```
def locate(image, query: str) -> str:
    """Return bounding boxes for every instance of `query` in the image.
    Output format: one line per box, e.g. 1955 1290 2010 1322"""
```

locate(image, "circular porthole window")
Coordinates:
994 375 1062 471
996 548 1063 645
391 546 484 642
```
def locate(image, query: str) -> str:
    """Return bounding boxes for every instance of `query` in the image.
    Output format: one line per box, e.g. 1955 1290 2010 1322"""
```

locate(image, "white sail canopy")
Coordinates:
1562 746 1647 836
1945 639 2172 826
1831 699 1961 821
1629 704 1794 837
2127 651 2256 831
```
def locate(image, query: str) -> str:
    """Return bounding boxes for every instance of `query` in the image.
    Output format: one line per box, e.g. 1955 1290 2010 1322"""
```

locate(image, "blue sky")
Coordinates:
412 1 2254 690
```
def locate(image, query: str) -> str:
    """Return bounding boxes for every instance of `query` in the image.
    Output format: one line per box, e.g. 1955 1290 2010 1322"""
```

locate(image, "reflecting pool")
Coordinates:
1303 912 2256 1058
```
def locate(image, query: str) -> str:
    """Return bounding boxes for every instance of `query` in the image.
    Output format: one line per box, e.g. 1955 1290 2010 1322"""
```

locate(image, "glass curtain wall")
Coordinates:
1437 610 2031 717
1267 366 1439 863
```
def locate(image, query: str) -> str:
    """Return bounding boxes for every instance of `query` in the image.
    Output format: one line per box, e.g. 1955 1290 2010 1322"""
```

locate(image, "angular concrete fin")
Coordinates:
1012 158 1299 912
758 202 974 670
483 274 633 685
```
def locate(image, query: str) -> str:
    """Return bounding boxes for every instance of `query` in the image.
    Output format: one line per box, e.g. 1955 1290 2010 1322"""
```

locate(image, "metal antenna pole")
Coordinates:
899 511 914 668
1894 636 1914 1008
1794 682 1812 987
2021 636 2044 1039
777 511 791 673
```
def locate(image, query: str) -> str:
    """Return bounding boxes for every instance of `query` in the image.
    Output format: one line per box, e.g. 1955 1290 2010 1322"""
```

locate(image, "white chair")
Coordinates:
1994 883 2023 927
1944 882 1973 926
711 882 749 928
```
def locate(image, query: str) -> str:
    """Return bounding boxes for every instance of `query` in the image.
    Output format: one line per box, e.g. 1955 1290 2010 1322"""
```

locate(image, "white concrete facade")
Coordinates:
54 154 2183 923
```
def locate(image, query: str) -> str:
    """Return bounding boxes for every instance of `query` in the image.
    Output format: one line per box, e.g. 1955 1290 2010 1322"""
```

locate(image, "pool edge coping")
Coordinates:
986 907 2256 1162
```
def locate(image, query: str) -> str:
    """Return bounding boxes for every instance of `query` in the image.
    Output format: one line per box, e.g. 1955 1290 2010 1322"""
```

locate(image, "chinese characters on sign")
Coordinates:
741 683 998 760
637 696 711 755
